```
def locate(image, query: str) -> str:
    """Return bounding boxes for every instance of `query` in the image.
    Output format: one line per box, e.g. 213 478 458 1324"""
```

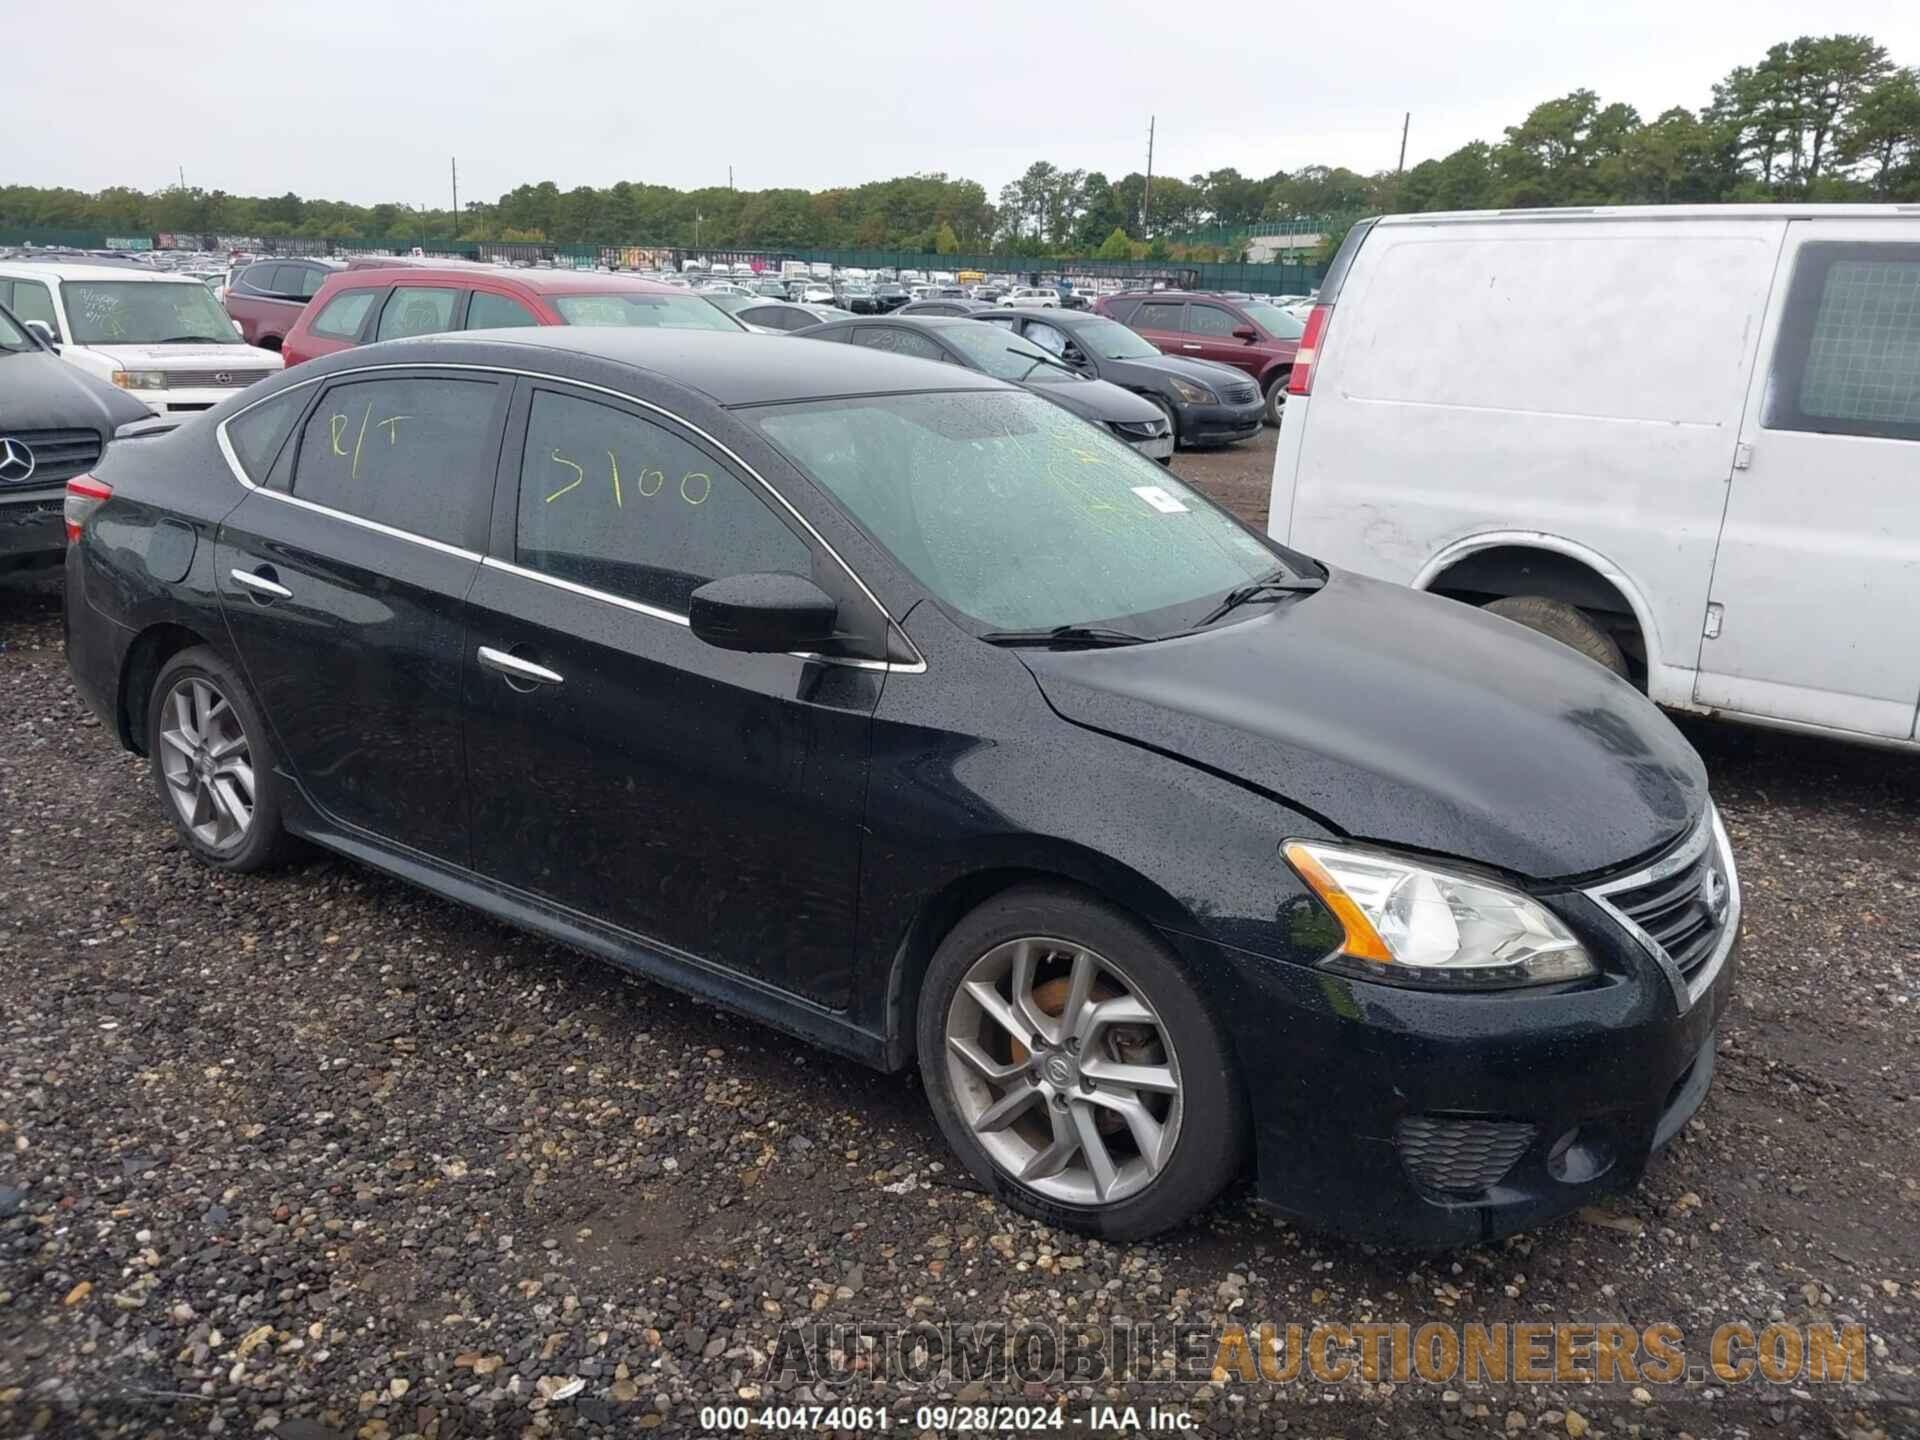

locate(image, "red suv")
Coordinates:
1094 291 1303 426
281 267 743 366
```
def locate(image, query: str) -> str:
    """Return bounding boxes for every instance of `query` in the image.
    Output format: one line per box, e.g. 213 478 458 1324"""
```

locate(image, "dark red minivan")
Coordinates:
282 267 743 366
1094 291 1303 425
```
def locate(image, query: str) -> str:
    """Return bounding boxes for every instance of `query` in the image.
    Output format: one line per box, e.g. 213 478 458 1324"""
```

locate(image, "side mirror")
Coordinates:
1232 325 1259 342
689 572 838 654
24 320 57 348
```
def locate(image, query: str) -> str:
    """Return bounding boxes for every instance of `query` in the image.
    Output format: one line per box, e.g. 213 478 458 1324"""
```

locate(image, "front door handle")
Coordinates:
230 567 292 601
478 645 564 688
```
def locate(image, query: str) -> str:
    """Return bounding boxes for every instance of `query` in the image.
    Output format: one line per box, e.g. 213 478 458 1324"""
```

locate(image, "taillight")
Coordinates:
1288 304 1332 396
64 474 112 544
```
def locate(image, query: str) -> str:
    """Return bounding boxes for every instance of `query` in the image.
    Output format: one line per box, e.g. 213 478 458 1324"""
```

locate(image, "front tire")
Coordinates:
147 647 300 872
1482 595 1628 677
917 884 1246 1240
1263 372 1289 426
1147 395 1181 449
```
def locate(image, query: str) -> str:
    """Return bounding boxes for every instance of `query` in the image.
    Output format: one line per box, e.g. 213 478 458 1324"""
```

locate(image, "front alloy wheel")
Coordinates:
945 938 1181 1205
158 675 255 850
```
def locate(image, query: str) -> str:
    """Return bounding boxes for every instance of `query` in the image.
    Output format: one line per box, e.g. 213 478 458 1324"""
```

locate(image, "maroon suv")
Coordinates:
1094 291 1303 425
223 258 343 351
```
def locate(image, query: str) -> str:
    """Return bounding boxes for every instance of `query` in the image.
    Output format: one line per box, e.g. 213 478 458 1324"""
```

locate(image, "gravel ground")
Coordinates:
2 439 1916 1438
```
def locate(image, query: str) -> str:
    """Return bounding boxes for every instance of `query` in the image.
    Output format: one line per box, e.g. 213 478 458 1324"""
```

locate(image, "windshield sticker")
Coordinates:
1131 485 1188 514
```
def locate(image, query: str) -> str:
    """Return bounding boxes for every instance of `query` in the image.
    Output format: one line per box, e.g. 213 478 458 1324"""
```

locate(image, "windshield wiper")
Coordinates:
1196 572 1326 628
1008 346 1079 380
979 624 1151 648
154 335 238 344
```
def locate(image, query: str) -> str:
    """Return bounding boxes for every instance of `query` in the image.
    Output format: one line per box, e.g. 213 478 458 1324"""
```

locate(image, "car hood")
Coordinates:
85 342 285 370
1026 375 1163 425
0 350 153 432
1020 569 1705 881
1104 352 1253 390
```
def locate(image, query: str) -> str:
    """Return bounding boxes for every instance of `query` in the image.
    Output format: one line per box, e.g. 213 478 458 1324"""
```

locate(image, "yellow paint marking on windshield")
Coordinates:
544 449 585 502
608 450 622 508
378 415 412 446
329 413 349 456
350 401 373 480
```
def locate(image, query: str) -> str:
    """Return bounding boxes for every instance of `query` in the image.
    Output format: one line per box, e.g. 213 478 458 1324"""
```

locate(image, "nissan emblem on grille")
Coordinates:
0 438 36 484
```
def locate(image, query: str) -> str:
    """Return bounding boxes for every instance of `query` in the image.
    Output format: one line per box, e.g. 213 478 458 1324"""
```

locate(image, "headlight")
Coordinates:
1167 377 1217 404
1284 841 1596 989
111 370 168 390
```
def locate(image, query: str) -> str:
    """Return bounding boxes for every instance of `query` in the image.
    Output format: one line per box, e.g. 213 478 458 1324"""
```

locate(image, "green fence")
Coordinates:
0 227 1325 293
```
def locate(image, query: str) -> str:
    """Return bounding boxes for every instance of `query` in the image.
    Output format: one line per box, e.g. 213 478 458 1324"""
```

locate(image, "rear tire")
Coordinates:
917 884 1246 1240
146 647 301 872
1482 595 1628 677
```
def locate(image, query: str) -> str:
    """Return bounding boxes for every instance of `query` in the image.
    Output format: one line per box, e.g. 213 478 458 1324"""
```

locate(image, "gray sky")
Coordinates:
7 0 1918 207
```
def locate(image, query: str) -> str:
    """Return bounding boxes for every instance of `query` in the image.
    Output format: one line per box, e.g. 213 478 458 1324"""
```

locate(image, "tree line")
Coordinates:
4 33 1915 264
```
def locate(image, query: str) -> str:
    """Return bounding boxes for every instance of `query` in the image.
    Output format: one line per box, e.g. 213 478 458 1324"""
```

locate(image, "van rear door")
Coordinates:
1694 221 1920 740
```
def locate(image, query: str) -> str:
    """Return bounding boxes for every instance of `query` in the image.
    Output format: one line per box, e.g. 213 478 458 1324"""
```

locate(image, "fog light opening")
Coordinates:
1547 1125 1616 1184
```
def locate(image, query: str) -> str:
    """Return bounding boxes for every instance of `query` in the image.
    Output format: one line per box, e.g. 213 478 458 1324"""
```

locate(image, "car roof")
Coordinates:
0 261 216 283
372 328 1010 406
326 266 680 294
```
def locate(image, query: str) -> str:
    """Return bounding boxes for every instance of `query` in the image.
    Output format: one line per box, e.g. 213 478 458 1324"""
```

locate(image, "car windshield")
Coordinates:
551 293 743 330
62 280 244 345
1073 316 1160 360
1240 301 1305 339
935 322 1083 383
749 390 1293 634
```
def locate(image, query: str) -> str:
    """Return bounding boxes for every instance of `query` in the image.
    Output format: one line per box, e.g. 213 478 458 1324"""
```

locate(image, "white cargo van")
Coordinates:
1271 204 1920 749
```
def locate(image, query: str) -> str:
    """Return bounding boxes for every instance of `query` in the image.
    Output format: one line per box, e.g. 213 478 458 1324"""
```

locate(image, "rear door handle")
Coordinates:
478 645 564 688
230 567 292 601
1181 343 1202 351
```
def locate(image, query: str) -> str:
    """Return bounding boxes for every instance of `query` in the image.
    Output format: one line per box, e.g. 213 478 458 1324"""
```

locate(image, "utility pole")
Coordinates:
1397 112 1411 173
728 165 734 190
1142 116 1155 234
178 164 186 191
451 157 459 222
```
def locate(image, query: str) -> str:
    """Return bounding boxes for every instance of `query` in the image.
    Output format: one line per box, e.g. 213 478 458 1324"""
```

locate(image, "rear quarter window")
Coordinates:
1333 230 1779 425
308 288 378 341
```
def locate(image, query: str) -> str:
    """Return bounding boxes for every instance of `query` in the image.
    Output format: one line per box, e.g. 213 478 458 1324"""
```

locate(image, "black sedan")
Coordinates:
0 299 151 577
977 308 1264 447
800 315 1173 461
65 328 1735 1246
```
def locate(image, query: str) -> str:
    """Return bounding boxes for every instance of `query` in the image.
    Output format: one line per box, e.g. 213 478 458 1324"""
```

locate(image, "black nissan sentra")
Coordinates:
63 328 1737 1246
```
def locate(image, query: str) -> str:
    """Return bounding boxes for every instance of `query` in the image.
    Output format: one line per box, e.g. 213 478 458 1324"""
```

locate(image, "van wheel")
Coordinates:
917 884 1246 1240
1263 373 1288 426
1482 596 1627 677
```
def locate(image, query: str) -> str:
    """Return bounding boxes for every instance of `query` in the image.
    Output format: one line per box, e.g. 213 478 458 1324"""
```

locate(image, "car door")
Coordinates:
460 379 882 1007
1185 302 1259 378
1128 300 1187 358
1693 224 1920 740
215 368 508 860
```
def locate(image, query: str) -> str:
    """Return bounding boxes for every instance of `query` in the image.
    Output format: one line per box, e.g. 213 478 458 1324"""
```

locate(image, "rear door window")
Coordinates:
290 374 505 548
375 287 459 342
1765 242 1920 442
1135 302 1185 331
850 326 946 360
308 288 379 341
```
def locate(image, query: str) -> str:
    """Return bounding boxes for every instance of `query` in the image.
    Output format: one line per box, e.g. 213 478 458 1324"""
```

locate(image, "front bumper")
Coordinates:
0 488 66 571
1126 435 1176 463
1188 888 1735 1249
1173 397 1265 446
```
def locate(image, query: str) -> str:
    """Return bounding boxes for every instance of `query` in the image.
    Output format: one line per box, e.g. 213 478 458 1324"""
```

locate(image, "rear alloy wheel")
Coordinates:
1263 372 1288 426
1482 595 1628 677
919 886 1244 1238
147 647 300 872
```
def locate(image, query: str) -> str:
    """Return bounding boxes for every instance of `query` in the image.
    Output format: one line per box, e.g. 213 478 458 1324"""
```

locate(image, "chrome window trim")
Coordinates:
1583 802 1739 1014
215 359 927 674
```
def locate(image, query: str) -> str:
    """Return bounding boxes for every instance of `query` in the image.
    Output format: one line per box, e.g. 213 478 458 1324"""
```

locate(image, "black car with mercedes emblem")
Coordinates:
0 300 152 577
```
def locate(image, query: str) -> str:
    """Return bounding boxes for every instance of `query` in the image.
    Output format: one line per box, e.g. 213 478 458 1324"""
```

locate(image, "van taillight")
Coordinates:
64 474 112 543
1288 305 1332 396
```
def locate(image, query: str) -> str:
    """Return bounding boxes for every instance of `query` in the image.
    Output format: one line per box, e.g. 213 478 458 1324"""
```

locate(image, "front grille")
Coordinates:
158 369 273 389
1395 1116 1535 1194
0 428 101 486
1593 815 1733 984
1220 383 1258 405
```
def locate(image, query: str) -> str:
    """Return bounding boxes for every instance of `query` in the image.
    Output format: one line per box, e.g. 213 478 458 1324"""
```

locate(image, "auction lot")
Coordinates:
2 428 1916 1437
